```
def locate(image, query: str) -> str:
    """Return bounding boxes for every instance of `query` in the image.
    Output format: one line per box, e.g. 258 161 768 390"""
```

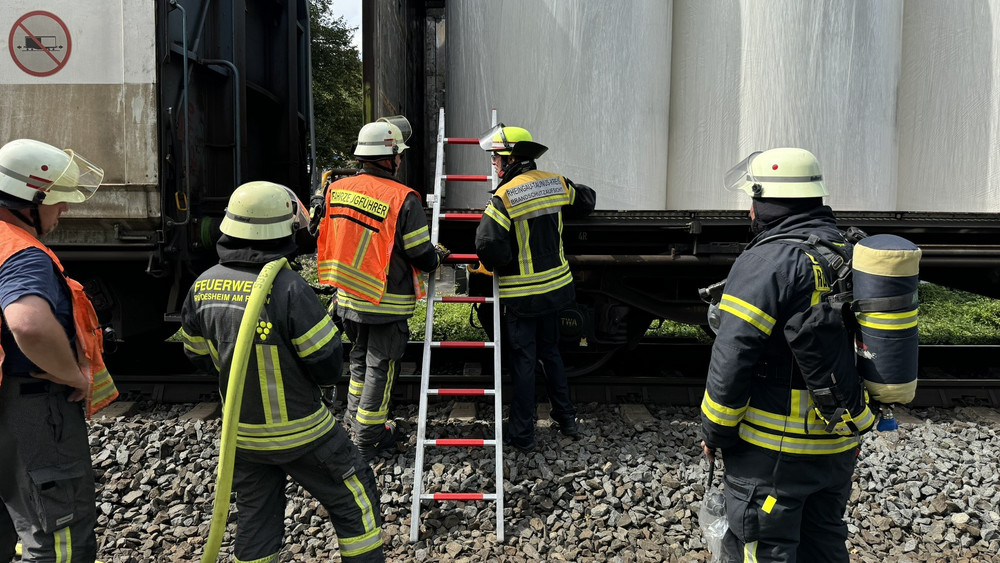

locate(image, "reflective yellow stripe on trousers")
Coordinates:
339 474 383 557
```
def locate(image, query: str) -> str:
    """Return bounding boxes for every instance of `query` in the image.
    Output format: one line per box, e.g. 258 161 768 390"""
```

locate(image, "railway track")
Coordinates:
110 342 1000 408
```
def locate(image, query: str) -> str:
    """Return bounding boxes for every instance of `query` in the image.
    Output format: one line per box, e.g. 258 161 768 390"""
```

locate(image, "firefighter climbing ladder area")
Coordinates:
409 108 505 542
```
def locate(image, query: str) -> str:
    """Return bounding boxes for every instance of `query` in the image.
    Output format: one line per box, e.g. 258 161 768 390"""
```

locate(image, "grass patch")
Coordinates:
917 282 1000 344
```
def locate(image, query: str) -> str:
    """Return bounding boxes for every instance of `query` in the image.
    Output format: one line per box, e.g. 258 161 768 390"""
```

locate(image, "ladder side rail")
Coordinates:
429 105 446 247
489 107 505 542
410 107 448 543
492 272 504 542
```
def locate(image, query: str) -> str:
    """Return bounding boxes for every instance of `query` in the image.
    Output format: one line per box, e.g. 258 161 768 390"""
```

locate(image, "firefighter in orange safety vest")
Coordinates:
314 116 448 461
0 138 118 562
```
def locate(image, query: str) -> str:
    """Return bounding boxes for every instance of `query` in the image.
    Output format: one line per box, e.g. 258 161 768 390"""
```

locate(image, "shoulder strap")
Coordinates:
748 233 853 298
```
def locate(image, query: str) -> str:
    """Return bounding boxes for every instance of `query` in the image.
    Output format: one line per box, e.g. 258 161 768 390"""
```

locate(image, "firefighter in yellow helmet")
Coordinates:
315 116 447 461
0 139 118 561
701 148 875 562
179 181 385 562
475 124 596 453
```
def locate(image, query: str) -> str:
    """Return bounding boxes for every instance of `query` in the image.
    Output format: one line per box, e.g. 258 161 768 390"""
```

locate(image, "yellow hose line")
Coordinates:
201 258 288 563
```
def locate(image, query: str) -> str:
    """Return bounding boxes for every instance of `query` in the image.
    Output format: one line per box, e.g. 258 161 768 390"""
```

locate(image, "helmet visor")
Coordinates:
478 124 508 152
723 151 761 192
46 150 104 204
377 115 412 143
282 186 310 231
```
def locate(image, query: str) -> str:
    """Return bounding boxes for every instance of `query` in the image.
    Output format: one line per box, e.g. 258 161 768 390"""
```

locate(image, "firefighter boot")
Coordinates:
359 420 401 462
554 417 581 439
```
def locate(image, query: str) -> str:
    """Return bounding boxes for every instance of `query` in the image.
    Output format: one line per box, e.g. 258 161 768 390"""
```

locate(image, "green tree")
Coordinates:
309 0 363 170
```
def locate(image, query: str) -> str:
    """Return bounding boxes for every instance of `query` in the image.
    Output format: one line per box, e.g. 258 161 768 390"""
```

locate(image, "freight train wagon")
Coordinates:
364 0 1000 361
0 0 315 372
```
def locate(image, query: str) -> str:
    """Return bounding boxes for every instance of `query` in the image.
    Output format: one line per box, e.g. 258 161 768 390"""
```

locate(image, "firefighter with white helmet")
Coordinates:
0 138 118 561
179 181 385 562
474 124 596 453
315 115 447 461
701 148 875 562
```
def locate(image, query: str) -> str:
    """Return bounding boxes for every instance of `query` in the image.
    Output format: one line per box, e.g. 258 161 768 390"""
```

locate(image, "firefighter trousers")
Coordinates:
232 424 384 562
343 319 408 448
505 310 576 447
0 378 97 563
1 505 17 562
720 442 858 563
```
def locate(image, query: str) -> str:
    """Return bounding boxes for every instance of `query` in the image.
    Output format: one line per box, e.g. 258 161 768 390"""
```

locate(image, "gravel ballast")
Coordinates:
64 403 1000 562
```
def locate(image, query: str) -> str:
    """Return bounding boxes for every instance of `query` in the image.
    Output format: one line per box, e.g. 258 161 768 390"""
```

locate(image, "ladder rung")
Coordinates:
429 388 494 396
444 174 489 182
433 341 492 349
424 439 497 447
437 296 491 304
444 137 480 145
422 493 498 501
444 253 480 263
441 213 483 221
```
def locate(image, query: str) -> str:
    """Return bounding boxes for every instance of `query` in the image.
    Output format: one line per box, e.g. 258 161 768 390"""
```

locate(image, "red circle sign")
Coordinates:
8 11 72 77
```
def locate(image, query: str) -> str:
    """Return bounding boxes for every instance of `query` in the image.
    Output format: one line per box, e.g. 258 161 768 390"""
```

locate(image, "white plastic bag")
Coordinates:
699 461 728 562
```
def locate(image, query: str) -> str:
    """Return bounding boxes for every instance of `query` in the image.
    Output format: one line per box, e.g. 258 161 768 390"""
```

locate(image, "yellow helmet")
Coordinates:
220 181 306 240
0 139 103 208
724 148 828 198
478 124 548 158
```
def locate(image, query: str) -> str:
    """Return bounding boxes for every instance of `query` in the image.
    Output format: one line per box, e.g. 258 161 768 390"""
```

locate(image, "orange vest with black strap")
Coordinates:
316 173 423 304
0 222 118 416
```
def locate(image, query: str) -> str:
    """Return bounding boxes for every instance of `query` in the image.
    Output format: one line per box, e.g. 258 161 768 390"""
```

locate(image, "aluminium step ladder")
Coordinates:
409 108 505 542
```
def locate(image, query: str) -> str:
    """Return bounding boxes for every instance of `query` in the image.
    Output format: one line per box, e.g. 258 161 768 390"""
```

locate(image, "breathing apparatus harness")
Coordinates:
700 226 871 437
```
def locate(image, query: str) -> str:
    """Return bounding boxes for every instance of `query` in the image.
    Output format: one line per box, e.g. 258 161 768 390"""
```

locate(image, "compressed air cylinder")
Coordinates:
852 234 922 404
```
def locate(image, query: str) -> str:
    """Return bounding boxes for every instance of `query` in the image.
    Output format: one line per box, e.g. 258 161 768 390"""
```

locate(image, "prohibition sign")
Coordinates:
8 11 72 77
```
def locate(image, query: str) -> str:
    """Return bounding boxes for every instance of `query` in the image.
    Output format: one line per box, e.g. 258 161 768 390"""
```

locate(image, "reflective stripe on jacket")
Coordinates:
0 222 118 416
180 259 344 452
700 208 875 456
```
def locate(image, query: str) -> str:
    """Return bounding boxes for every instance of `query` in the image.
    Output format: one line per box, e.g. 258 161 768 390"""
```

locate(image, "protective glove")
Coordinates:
320 385 336 409
467 261 493 276
308 192 326 236
435 243 452 263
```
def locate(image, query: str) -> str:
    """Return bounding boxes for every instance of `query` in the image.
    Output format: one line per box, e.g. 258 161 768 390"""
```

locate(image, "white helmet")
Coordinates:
0 139 104 208
220 181 308 240
724 147 828 198
354 115 411 159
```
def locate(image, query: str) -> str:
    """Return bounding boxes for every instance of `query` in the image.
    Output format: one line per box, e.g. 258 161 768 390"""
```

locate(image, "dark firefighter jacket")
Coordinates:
318 166 441 324
179 236 343 453
475 161 596 316
700 206 875 456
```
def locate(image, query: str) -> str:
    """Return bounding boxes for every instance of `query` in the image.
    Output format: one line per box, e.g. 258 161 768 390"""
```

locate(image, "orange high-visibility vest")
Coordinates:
0 222 118 416
316 174 421 304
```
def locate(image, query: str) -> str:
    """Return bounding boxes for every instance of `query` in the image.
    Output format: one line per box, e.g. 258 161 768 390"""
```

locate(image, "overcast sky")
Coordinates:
330 0 362 52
